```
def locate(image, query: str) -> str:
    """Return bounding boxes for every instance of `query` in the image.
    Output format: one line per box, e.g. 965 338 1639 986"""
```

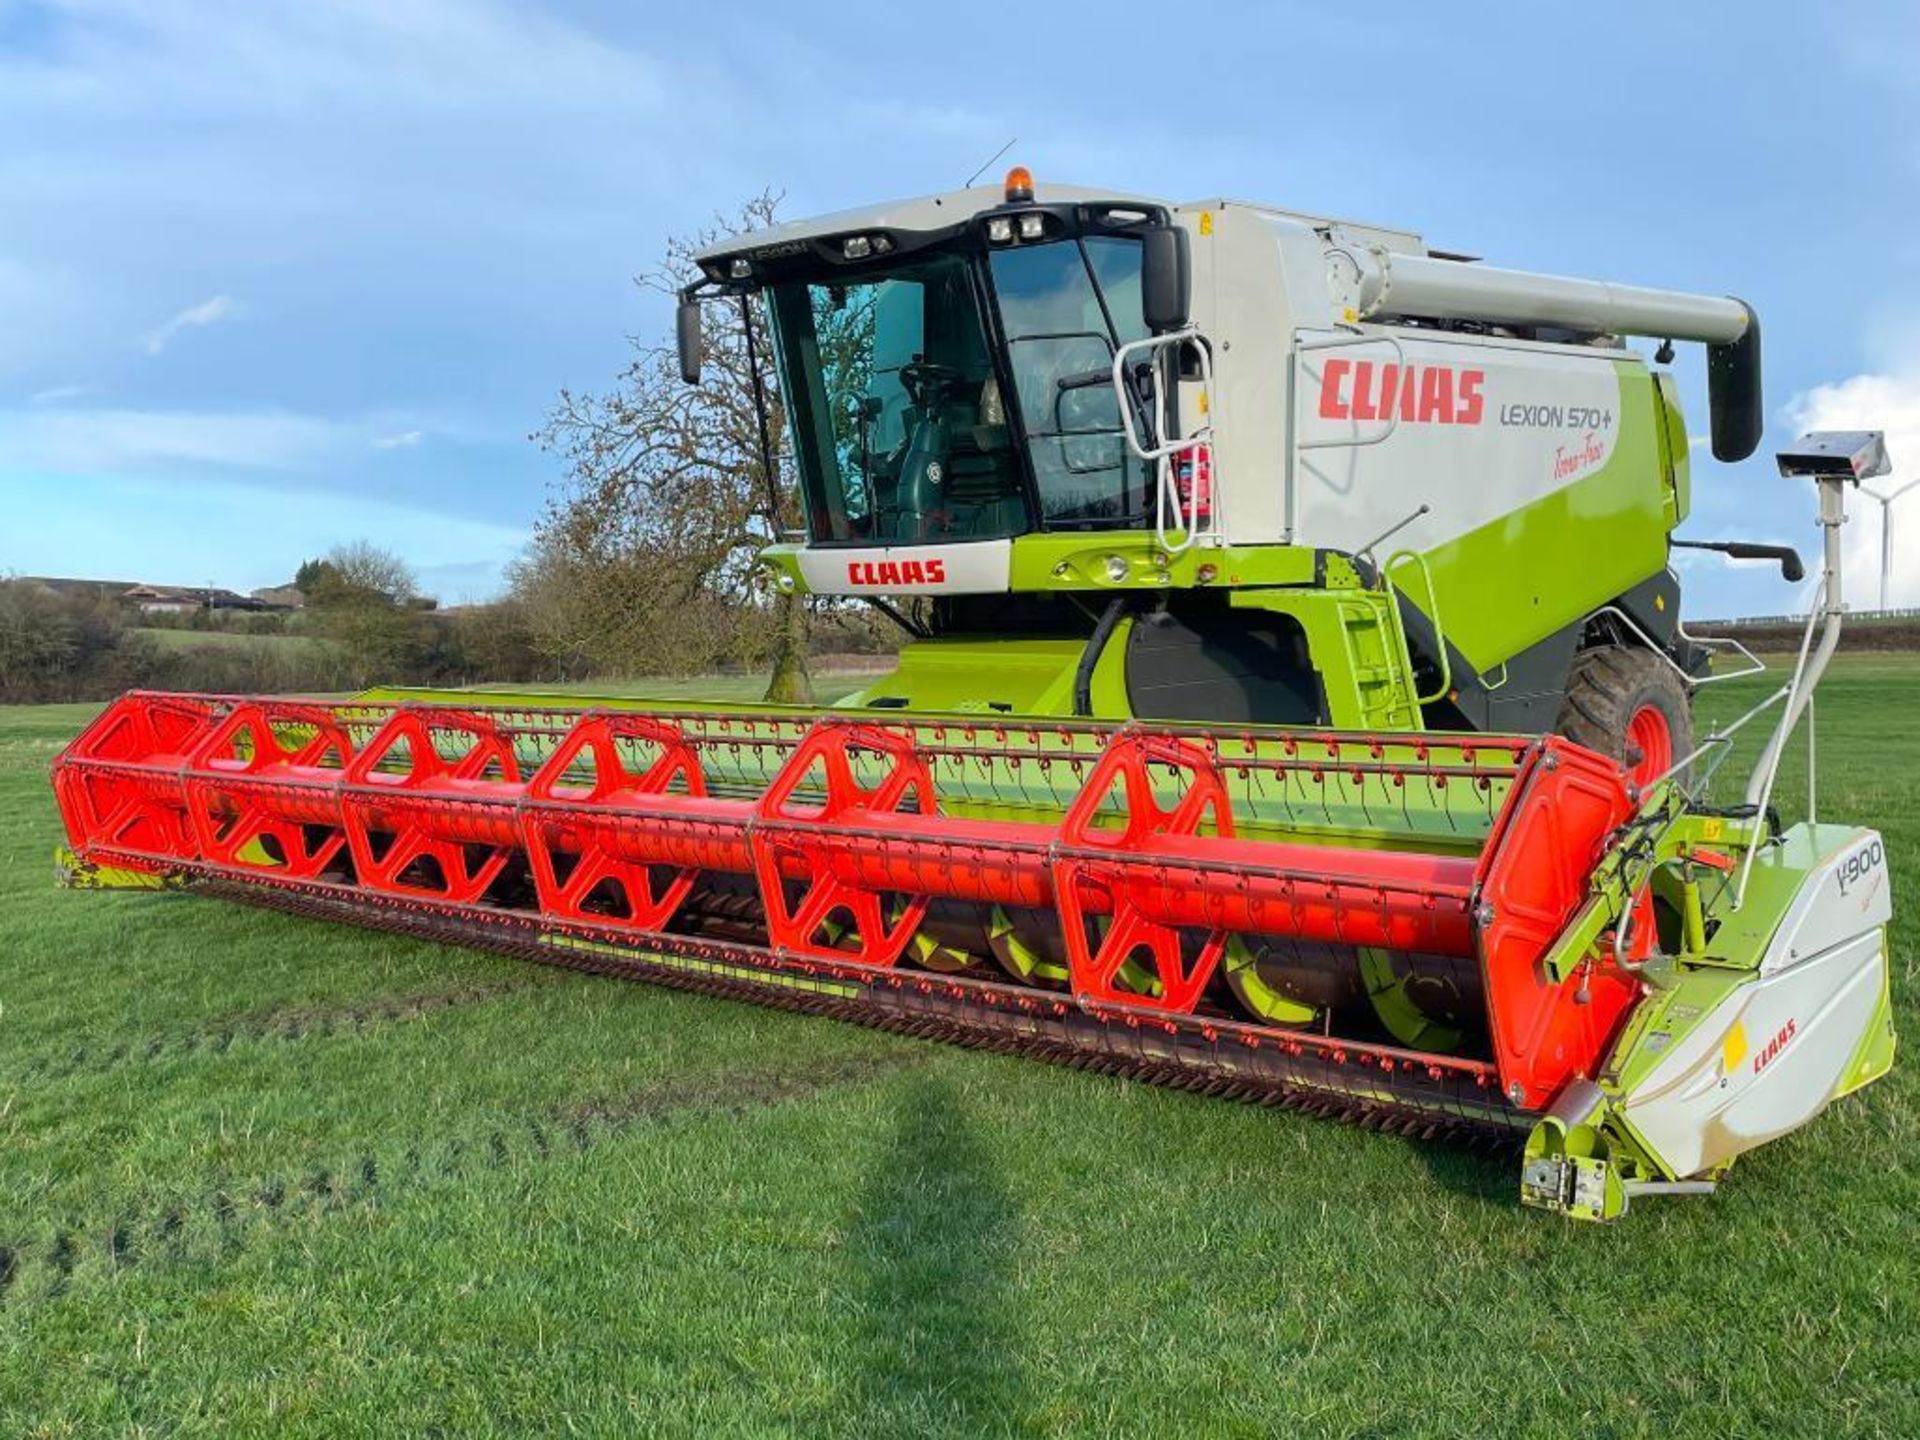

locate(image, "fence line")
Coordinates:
1692 607 1920 629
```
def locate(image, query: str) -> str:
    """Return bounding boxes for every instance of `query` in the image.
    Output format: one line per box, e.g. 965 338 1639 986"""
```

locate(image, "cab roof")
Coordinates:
691 181 1163 266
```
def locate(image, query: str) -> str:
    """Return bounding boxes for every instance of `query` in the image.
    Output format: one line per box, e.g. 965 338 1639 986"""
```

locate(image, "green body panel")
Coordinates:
839 637 1092 715
829 584 1421 729
1003 535 1321 592
1390 361 1670 672
1654 369 1691 527
1228 587 1422 729
1838 975 1898 1097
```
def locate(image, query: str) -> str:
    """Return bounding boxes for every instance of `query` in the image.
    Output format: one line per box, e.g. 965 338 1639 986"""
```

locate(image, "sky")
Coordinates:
2 0 1918 614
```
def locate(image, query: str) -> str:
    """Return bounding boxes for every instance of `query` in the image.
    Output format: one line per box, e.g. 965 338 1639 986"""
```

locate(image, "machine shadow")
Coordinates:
842 1075 1027 1436
1401 1129 1521 1208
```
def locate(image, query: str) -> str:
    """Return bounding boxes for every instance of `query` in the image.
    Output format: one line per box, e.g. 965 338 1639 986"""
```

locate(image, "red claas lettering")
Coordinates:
1457 369 1485 425
1318 357 1352 419
846 558 950 587
1319 360 1486 427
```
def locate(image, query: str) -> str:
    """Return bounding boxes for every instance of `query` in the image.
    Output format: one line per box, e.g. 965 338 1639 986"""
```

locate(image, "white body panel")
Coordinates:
1622 829 1892 1179
795 538 1012 596
1178 204 1648 557
1176 204 1305 545
1289 332 1627 556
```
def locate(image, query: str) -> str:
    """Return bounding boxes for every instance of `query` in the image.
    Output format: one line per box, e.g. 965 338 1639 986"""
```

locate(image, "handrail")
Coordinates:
1585 605 1766 688
1111 328 1216 556
1382 548 1452 706
1642 681 1789 794
1295 333 1409 452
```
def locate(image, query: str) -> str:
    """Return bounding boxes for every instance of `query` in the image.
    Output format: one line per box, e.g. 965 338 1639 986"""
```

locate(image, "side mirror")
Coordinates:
1142 225 1190 334
676 298 703 385
1706 300 1761 463
1671 537 1806 583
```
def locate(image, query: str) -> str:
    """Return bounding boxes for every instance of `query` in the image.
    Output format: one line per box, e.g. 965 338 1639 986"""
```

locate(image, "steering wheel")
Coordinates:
899 360 962 408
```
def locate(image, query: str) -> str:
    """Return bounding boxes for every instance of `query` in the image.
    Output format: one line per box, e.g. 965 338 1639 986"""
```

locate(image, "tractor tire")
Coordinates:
1554 645 1692 790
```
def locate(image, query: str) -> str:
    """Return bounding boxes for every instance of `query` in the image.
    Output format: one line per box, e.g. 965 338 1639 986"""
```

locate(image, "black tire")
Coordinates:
1554 645 1692 787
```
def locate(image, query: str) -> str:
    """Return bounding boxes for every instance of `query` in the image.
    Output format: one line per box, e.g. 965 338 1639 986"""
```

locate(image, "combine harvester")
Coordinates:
54 172 1897 1220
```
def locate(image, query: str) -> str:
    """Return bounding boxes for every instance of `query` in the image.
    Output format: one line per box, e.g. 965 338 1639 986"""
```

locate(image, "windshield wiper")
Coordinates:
1056 361 1158 446
851 394 883 491
1054 368 1110 393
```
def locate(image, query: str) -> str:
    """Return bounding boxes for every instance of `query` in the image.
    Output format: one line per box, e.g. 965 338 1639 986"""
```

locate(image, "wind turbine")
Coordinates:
1860 476 1920 611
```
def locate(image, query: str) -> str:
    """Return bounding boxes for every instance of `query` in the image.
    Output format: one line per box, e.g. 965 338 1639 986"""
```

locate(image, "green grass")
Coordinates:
1 656 1915 1437
132 627 327 655
471 671 873 703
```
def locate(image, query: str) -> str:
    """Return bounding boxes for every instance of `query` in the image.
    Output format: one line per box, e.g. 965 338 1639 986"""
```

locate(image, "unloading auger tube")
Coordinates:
50 436 1897 1223
1321 234 1764 464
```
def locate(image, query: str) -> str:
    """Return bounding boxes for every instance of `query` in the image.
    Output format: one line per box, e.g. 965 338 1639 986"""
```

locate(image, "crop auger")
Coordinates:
55 171 1897 1220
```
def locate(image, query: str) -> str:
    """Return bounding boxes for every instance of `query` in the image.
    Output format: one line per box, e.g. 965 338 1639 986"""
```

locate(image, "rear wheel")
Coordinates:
1555 645 1692 790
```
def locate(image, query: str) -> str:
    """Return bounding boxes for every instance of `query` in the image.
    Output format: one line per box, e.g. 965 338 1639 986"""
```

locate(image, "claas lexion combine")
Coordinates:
55 170 1898 1219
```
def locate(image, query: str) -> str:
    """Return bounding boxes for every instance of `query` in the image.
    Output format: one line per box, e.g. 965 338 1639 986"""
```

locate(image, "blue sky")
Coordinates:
2 0 1917 612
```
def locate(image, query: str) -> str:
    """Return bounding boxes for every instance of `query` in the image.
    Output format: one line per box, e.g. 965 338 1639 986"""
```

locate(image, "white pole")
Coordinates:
1880 494 1891 612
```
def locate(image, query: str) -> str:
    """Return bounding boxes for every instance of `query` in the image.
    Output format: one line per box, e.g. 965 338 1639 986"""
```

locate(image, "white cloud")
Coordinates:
143 295 239 356
0 255 97 382
0 406 342 472
1786 370 1920 608
28 384 91 406
0 2 710 395
372 429 424 449
0 0 668 119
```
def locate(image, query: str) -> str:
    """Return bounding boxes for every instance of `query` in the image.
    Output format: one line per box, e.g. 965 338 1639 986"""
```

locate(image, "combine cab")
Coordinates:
54 171 1897 1219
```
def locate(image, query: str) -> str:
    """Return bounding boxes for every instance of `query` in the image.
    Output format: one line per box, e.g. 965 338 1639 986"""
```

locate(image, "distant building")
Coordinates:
18 576 300 613
20 576 141 601
121 584 275 614
122 584 196 615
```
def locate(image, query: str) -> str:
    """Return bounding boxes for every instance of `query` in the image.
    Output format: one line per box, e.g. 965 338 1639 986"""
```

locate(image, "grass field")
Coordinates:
1 659 1915 1436
131 627 328 655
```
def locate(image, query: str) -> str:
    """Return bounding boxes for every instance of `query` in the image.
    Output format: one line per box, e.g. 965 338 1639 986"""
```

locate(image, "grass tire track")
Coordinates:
8 975 547 1082
0 1047 924 1313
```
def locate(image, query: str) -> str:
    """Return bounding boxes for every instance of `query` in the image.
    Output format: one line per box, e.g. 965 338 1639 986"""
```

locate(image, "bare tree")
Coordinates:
296 543 421 606
528 192 812 700
304 541 431 686
325 541 419 604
